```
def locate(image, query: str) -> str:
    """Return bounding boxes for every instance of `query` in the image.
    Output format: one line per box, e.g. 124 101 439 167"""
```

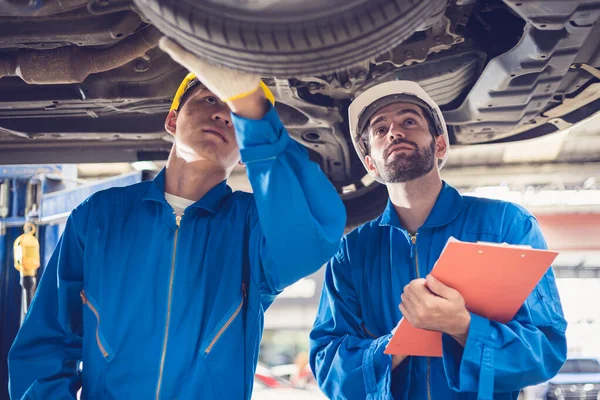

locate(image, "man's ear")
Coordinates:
364 154 380 178
165 110 178 136
435 134 448 160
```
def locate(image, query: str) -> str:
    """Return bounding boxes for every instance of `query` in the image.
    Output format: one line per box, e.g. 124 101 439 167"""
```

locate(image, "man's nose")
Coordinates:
212 109 232 128
386 124 406 142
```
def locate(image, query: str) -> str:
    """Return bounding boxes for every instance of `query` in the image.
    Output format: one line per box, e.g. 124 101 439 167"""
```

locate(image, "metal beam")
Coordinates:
0 171 143 227
38 171 142 225
444 162 600 188
0 165 58 179
0 140 170 165
554 266 600 279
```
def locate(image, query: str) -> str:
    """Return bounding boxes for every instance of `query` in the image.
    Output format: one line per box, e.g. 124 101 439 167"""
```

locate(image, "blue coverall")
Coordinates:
9 106 346 399
310 183 567 400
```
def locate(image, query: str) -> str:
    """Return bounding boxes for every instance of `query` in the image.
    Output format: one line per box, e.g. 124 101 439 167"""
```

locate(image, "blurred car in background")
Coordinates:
253 363 326 400
252 381 326 400
535 357 600 400
255 363 295 389
270 363 297 382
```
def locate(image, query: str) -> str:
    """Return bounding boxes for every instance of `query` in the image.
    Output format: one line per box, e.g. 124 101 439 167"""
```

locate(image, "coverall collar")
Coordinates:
144 168 232 214
379 181 463 230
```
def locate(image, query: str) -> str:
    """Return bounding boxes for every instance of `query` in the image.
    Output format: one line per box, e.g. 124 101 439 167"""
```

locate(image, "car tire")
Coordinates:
133 0 445 76
343 181 389 231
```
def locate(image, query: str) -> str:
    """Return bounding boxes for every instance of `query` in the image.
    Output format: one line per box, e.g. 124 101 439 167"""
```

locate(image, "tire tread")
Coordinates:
134 0 443 76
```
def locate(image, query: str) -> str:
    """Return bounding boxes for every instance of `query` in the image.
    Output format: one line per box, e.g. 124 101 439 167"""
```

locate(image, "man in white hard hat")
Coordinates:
309 81 567 399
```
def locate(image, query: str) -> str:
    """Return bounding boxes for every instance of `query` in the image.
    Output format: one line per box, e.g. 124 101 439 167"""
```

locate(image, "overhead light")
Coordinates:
584 177 596 189
279 278 317 299
469 186 523 204
502 129 568 163
131 161 159 171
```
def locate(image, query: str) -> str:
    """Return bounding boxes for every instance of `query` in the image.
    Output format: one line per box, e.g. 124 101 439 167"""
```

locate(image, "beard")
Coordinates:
374 138 436 183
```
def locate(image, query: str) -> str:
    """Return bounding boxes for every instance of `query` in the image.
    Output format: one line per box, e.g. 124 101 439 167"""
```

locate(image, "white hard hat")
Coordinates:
348 80 450 184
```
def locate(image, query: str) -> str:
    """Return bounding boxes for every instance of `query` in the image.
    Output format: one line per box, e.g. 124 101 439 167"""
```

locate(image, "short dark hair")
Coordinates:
357 105 438 155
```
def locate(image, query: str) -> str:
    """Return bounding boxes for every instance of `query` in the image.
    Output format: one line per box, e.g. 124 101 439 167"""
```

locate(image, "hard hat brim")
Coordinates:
170 73 276 113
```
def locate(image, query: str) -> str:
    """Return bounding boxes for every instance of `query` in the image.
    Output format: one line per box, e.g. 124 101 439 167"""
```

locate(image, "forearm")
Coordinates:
234 108 346 290
443 313 567 393
311 334 395 399
446 310 471 347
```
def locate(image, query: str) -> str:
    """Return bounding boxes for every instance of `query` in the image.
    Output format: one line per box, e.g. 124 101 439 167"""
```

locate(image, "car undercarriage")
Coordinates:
1 0 599 224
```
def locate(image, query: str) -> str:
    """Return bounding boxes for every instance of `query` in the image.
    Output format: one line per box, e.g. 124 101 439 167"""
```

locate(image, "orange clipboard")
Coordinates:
384 237 559 357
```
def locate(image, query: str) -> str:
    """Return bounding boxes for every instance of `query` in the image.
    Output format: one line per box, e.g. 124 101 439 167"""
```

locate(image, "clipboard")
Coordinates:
384 237 559 357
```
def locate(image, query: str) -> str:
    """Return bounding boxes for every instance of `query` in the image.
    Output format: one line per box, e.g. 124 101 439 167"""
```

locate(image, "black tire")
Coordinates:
133 0 444 76
343 181 389 232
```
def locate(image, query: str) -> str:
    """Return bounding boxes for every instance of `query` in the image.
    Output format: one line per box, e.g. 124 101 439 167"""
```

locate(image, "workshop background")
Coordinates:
1 110 599 400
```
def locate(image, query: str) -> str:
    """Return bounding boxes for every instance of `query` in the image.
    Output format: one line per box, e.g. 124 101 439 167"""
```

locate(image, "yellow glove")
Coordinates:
159 37 271 103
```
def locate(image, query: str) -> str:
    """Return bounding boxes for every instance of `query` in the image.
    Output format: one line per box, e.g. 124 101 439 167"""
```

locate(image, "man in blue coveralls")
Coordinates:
310 80 567 400
8 38 346 400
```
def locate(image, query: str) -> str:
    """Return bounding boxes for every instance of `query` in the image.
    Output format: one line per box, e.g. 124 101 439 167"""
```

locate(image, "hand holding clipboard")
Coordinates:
385 237 559 357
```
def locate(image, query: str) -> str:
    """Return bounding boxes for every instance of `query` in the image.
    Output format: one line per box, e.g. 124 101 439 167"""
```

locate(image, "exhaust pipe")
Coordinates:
0 25 162 84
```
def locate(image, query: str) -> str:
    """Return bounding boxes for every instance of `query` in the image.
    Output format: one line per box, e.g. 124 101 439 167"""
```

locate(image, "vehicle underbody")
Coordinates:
1 0 599 224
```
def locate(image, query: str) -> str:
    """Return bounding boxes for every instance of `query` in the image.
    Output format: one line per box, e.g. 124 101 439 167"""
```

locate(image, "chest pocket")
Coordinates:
525 273 564 328
461 198 505 243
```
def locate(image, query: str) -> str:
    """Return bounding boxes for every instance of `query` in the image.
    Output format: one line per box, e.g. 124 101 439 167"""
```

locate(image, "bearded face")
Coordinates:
363 102 441 183
371 136 436 183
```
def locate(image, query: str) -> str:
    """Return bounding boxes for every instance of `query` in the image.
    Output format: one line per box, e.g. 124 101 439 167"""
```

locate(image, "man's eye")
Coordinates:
403 118 417 126
205 96 218 105
375 126 387 135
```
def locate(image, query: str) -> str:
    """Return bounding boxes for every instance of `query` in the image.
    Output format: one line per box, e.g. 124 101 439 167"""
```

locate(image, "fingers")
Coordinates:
399 302 410 320
403 278 434 304
400 279 428 324
403 278 427 296
159 36 216 78
158 37 180 54
158 35 265 106
159 37 193 65
400 300 424 329
400 277 467 333
425 274 459 300
400 292 416 313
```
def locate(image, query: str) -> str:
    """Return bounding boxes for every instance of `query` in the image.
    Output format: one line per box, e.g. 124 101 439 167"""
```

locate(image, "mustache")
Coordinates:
384 139 417 158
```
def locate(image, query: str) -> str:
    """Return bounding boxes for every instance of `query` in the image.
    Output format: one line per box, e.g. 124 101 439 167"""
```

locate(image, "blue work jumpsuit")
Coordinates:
310 183 567 400
8 106 346 399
